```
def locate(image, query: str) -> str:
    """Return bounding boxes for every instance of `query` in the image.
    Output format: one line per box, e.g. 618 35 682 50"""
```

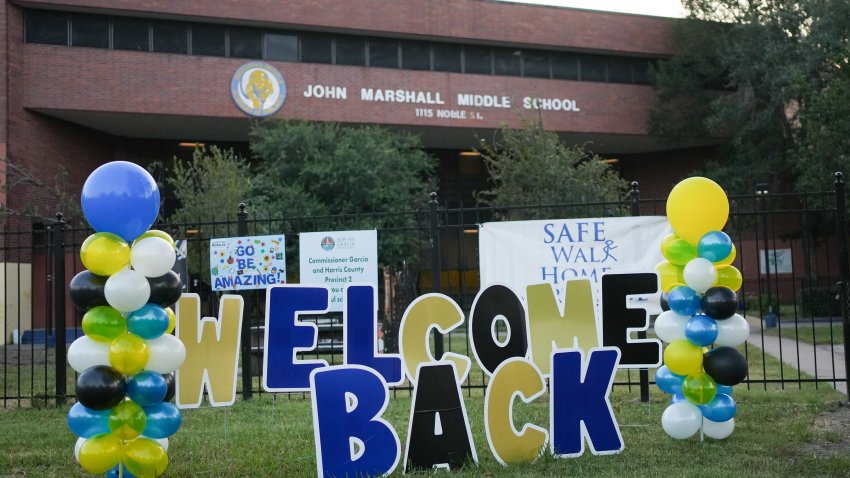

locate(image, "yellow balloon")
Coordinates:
715 265 743 291
124 437 169 478
666 177 729 245
164 307 176 335
134 230 176 249
80 232 131 276
110 333 149 375
656 261 685 293
664 339 703 376
716 244 737 265
79 433 123 473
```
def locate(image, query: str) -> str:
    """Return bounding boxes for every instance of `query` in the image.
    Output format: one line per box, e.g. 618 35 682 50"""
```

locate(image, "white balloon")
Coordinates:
703 417 735 439
654 310 690 343
145 334 186 373
683 257 717 293
105 269 151 312
74 437 86 462
661 401 702 439
67 336 110 373
716 314 750 347
131 237 177 278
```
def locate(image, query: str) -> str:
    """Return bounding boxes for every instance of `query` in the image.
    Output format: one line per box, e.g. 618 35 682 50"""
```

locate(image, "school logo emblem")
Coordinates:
230 62 286 117
320 236 335 251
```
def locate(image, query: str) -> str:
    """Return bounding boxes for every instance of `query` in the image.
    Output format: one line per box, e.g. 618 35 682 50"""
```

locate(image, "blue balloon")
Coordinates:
671 391 686 404
67 402 110 438
698 231 733 262
717 384 734 395
700 393 737 422
685 314 719 347
81 161 160 242
127 304 170 340
107 464 138 478
655 365 685 395
128 370 168 407
667 285 700 316
143 402 182 438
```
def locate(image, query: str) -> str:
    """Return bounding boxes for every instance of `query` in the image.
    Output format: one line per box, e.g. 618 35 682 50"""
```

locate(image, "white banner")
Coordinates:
299 230 378 311
479 216 672 305
209 234 286 291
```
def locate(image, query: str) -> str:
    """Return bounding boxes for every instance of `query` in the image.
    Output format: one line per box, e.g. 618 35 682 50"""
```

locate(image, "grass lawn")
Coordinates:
762 324 845 346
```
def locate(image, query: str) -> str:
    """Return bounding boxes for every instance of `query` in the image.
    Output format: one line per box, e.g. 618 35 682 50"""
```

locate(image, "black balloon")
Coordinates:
148 271 183 307
704 347 748 386
700 286 738 320
75 365 127 410
660 291 670 312
69 270 109 310
162 372 176 402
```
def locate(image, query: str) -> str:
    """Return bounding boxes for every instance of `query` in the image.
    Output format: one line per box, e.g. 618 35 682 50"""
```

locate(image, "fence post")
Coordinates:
237 203 252 400
834 173 850 401
628 183 650 403
53 213 67 405
429 192 444 359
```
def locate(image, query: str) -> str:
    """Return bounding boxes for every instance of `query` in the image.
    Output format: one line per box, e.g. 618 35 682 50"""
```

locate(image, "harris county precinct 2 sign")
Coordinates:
173 272 662 476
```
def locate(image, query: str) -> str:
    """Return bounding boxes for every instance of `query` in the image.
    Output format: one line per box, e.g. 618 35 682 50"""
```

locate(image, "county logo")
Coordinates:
320 236 335 251
230 62 286 117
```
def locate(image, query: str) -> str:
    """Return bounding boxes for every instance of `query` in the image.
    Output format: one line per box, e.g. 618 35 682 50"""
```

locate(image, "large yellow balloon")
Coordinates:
79 433 123 473
656 261 685 293
110 333 149 375
664 339 703 376
666 177 729 245
124 437 169 478
80 232 131 276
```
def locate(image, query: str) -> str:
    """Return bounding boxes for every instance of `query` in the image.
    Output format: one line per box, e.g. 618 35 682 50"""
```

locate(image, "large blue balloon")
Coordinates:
143 402 182 438
128 370 168 407
685 314 719 347
655 365 685 395
127 304 170 340
81 161 160 242
667 285 700 317
698 231 733 262
67 402 110 438
700 393 737 422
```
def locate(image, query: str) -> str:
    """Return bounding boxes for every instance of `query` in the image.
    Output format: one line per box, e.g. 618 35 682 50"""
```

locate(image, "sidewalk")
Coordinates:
745 318 847 395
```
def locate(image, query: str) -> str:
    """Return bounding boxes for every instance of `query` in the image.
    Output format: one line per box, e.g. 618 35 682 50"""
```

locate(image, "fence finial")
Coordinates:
429 192 438 204
835 171 845 185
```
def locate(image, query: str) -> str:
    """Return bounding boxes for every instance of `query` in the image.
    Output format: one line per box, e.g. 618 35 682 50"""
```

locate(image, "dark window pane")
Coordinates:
633 58 651 85
229 27 262 59
113 17 149 51
401 40 430 70
153 21 188 54
301 33 332 63
434 43 461 72
464 46 491 74
523 50 550 78
71 14 108 48
552 52 578 80
369 38 398 68
494 48 521 76
607 57 633 83
335 35 365 66
26 10 67 45
266 32 298 61
581 55 606 82
192 23 225 56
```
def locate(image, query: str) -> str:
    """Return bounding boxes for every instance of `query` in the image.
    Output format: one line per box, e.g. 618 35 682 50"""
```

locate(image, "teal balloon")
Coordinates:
67 402 110 438
700 393 737 422
127 370 168 407
667 285 700 316
655 365 685 395
698 231 733 262
127 304 170 340
143 402 182 438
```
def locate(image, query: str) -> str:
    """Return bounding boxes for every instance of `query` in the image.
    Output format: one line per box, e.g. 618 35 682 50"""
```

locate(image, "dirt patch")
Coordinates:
800 401 850 458
0 344 58 367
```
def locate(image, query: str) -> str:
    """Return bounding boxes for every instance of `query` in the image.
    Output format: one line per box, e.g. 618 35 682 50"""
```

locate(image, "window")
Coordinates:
523 50 550 78
266 32 298 61
229 27 262 59
191 23 225 57
493 48 521 76
113 17 149 51
633 58 652 85
26 10 68 45
580 55 606 82
433 43 461 72
301 33 332 63
153 21 188 54
71 14 108 48
464 46 491 74
552 53 578 80
335 35 366 66
401 41 430 70
607 57 633 84
369 38 398 68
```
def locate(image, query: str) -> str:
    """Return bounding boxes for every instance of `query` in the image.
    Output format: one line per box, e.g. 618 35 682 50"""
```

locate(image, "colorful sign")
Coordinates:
230 61 286 117
299 230 378 311
209 235 286 291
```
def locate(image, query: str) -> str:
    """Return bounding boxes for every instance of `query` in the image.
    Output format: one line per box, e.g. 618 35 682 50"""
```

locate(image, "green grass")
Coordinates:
762 324 845 346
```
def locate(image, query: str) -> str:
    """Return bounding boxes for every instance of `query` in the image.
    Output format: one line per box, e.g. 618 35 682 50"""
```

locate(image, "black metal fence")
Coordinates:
2 176 848 406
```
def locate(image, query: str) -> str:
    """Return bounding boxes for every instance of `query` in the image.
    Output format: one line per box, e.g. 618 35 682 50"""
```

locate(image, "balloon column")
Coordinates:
654 177 749 441
66 161 186 477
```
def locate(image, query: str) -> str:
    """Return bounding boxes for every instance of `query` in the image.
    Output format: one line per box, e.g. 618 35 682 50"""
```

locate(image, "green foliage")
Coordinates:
476 119 628 218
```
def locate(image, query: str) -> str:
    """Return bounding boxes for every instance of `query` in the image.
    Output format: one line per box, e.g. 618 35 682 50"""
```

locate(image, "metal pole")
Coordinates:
629 182 650 403
833 173 850 402
756 184 773 321
428 192 444 359
53 213 67 405
237 203 252 400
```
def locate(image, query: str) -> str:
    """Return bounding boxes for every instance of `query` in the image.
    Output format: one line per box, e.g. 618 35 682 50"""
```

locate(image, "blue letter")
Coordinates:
311 366 401 477
344 285 403 385
550 347 623 456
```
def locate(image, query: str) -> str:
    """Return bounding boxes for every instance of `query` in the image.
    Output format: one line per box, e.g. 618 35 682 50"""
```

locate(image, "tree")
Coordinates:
476 119 628 218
